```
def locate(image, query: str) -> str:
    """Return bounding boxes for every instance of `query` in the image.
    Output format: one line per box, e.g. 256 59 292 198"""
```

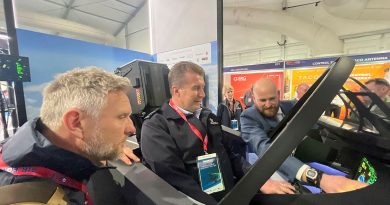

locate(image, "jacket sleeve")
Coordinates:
216 104 224 123
240 110 305 181
216 104 230 127
235 101 243 130
140 117 218 205
240 110 270 157
220 131 252 178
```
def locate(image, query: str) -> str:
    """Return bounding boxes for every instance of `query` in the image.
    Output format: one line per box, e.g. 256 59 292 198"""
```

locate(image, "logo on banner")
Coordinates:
233 76 247 82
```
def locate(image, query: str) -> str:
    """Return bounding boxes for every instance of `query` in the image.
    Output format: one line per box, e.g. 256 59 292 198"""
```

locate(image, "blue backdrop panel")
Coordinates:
17 29 153 119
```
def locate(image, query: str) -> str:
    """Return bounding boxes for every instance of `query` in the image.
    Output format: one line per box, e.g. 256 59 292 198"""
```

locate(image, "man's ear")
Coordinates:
380 85 389 94
62 109 85 139
171 85 181 97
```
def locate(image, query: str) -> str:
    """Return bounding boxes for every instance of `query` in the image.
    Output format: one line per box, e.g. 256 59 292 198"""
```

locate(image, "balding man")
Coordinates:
358 78 390 118
364 78 390 105
295 83 310 101
240 78 367 193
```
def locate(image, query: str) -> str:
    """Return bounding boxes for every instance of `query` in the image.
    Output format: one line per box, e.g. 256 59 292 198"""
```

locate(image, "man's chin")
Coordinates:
262 110 278 118
190 104 201 111
104 149 122 161
110 143 126 160
94 146 123 161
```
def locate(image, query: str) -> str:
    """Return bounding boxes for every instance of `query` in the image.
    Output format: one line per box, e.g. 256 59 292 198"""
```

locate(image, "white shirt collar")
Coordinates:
276 107 284 122
177 106 202 119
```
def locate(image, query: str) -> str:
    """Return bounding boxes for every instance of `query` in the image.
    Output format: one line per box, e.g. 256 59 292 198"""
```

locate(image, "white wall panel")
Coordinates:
150 0 217 54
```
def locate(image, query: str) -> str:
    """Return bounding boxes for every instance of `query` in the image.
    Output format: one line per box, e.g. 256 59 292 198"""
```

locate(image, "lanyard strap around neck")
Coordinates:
169 99 208 153
0 148 93 205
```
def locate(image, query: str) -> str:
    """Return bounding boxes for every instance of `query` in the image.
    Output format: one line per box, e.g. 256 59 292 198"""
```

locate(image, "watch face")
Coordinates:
307 169 318 179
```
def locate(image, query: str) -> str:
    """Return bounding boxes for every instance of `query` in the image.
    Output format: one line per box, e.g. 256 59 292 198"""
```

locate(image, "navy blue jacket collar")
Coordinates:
161 101 182 120
2 118 100 181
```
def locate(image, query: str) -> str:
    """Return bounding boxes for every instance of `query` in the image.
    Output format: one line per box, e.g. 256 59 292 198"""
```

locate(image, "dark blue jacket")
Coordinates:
240 101 305 181
0 118 101 204
217 99 243 130
141 102 251 205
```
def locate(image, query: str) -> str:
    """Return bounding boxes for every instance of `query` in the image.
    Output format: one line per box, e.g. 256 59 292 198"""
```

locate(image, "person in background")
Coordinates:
141 62 295 205
0 67 140 204
241 78 368 194
217 84 243 130
296 82 339 118
243 86 254 108
359 78 390 117
385 68 390 84
363 78 390 105
295 83 310 102
383 62 390 83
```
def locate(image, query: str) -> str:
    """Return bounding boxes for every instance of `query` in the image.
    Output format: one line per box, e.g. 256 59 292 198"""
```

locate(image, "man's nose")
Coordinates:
199 88 206 98
125 117 136 136
264 100 272 107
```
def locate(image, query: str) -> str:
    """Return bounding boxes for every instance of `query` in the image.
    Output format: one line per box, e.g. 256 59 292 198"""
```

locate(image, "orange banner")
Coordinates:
289 64 386 99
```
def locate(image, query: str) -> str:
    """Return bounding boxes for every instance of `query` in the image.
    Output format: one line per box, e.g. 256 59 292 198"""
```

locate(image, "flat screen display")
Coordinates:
0 54 30 82
354 157 377 184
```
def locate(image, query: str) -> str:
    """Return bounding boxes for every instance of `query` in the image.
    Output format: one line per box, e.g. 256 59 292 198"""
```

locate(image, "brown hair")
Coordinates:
168 61 205 92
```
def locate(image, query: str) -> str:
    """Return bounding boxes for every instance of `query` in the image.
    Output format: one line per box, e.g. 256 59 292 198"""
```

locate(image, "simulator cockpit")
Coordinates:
89 57 389 205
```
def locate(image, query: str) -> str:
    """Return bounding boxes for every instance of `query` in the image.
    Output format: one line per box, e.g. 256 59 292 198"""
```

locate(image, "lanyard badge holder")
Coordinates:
197 153 225 194
230 119 238 130
0 147 93 205
169 100 225 194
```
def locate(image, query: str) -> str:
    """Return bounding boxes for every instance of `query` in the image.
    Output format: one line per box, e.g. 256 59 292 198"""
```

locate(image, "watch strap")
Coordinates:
306 168 323 187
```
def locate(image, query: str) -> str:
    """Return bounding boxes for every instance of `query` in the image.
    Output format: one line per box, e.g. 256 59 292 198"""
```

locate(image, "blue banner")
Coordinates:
225 62 284 72
225 52 390 72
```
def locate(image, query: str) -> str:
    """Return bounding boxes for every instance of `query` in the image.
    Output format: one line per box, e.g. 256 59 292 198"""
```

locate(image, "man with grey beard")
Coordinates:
0 67 139 204
241 78 367 194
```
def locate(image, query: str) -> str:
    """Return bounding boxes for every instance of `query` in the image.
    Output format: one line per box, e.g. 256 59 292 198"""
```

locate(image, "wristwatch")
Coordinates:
305 168 323 187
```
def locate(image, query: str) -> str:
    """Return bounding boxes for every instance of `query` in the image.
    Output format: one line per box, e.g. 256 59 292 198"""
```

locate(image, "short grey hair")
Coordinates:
40 67 131 130
168 61 205 93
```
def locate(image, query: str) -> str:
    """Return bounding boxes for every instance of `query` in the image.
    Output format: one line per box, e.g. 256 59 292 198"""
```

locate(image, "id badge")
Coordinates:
230 119 238 130
197 153 225 194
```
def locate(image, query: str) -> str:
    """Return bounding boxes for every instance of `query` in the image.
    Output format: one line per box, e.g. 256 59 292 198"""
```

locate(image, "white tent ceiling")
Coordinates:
0 0 147 46
15 0 146 35
223 0 390 55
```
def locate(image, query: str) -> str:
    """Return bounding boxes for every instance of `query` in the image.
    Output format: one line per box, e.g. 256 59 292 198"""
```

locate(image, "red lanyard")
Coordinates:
169 99 208 153
0 149 93 205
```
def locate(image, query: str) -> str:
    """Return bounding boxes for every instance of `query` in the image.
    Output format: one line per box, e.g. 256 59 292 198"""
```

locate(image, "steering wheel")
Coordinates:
219 56 356 205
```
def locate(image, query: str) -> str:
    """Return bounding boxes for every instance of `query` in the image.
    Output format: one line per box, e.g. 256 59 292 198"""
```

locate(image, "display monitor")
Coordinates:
354 157 377 184
0 54 30 82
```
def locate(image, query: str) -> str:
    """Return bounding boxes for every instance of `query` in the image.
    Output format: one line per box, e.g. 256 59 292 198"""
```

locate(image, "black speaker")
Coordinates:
115 60 171 148
115 60 171 115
